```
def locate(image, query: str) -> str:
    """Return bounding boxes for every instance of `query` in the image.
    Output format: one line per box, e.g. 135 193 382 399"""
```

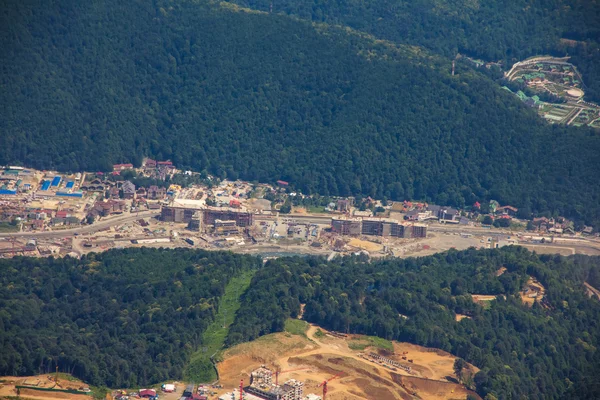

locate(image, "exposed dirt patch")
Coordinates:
584 282 600 300
495 266 507 276
391 374 482 400
0 375 91 400
347 238 383 252
218 324 480 399
520 276 546 306
455 314 471 322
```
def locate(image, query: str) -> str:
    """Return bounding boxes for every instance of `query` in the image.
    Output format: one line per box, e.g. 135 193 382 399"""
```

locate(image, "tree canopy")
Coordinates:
227 247 600 399
1 0 599 226
0 248 260 387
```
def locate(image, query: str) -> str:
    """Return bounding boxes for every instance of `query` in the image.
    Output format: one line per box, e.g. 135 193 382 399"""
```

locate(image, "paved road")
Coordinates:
0 211 160 239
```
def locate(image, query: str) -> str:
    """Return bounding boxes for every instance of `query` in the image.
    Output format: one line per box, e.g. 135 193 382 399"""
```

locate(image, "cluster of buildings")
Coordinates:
331 217 427 239
243 366 306 400
162 205 254 234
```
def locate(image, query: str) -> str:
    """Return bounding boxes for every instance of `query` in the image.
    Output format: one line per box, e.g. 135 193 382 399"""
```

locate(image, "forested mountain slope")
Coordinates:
227 248 600 399
1 0 600 225
0 248 260 387
232 0 600 101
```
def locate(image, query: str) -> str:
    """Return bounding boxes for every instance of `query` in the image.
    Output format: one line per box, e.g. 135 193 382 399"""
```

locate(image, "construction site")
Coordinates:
216 323 481 400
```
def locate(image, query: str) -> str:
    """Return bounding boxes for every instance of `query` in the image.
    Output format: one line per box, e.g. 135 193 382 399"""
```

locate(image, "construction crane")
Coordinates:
318 372 342 400
275 367 310 386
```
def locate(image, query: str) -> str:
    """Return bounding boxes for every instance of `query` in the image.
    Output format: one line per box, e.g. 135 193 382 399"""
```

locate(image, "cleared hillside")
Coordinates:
1 0 599 226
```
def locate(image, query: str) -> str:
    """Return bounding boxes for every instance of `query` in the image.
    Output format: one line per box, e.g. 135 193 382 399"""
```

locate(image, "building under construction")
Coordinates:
202 206 253 227
161 206 199 223
162 205 253 228
247 367 304 400
331 218 361 235
331 217 426 238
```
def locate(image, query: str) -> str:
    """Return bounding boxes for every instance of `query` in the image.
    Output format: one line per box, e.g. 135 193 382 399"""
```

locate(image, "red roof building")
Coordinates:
139 389 156 398
229 199 241 208
277 180 289 186
113 163 133 171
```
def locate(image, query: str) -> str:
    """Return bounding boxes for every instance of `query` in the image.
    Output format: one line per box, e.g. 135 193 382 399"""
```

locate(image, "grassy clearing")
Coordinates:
184 269 256 383
313 328 325 338
306 205 328 214
348 336 394 352
284 319 309 336
0 222 19 233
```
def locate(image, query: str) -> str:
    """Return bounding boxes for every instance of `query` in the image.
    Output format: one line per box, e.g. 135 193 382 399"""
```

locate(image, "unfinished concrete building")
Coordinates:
202 206 253 227
331 217 426 239
214 219 238 235
408 224 427 238
247 367 304 400
250 366 273 387
161 206 198 223
331 218 361 235
187 212 202 231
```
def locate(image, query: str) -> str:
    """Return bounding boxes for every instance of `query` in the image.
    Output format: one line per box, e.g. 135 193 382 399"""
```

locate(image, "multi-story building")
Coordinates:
202 207 253 227
332 217 425 239
331 218 361 235
161 206 198 223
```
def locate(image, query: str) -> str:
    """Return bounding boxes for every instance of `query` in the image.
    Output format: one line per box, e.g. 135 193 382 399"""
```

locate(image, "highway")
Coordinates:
0 211 160 239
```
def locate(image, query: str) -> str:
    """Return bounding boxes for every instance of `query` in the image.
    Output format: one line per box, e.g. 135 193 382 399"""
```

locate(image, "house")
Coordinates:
405 209 420 221
157 160 175 170
89 200 126 218
113 163 133 171
229 199 241 208
108 186 120 199
136 187 147 198
147 185 166 200
277 180 289 187
65 216 80 226
336 199 352 212
497 205 518 217
122 181 136 199
51 217 66 226
583 226 594 235
32 219 44 229
81 178 106 192
55 210 69 219
144 159 157 169
438 207 458 221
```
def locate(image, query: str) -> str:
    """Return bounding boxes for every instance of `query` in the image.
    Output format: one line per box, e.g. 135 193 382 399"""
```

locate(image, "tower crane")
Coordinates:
317 372 342 400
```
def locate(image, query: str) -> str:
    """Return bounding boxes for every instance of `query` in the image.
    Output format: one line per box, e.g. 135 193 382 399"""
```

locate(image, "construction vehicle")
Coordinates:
318 372 342 400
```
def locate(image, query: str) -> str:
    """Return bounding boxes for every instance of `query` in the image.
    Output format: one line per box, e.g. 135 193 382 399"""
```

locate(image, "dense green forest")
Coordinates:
1 0 600 227
0 248 260 387
1 246 599 398
227 247 600 399
232 0 600 102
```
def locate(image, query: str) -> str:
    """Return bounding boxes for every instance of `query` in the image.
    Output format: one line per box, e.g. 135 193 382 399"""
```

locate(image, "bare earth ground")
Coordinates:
454 314 471 322
0 375 91 400
217 324 481 400
347 238 383 252
584 282 600 300
520 277 546 306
